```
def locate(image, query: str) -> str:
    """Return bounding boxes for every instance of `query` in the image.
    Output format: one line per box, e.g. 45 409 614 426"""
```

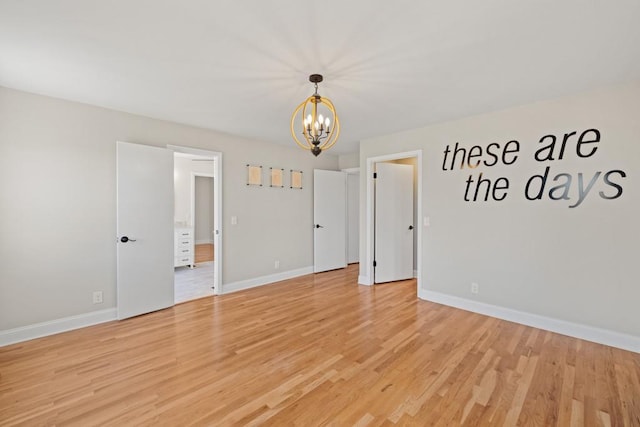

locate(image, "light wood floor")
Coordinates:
195 243 214 263
1 265 639 426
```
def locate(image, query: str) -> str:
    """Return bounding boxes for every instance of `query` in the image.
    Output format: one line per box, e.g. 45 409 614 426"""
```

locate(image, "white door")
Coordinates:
314 169 347 273
374 162 414 283
117 141 174 319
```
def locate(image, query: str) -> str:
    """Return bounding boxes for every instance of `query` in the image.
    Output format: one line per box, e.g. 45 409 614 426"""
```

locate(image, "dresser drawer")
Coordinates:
175 255 192 267
175 229 193 238
174 227 194 267
176 238 192 249
175 246 192 256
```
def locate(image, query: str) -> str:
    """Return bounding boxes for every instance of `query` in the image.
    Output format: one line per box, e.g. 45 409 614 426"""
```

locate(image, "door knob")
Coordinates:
408 225 414 230
315 224 324 229
120 236 137 243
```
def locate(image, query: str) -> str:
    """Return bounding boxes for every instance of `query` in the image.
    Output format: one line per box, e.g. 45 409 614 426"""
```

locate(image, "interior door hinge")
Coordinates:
373 260 377 267
373 172 377 179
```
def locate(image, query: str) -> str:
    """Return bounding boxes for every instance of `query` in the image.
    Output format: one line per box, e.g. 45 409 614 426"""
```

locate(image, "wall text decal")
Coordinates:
441 128 626 208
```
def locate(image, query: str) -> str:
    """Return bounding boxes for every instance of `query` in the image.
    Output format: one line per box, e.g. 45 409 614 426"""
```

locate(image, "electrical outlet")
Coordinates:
93 291 103 304
471 282 479 294
274 260 280 269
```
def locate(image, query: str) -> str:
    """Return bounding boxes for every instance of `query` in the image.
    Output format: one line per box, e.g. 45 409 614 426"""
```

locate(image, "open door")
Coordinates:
313 169 347 273
374 162 413 283
117 141 174 319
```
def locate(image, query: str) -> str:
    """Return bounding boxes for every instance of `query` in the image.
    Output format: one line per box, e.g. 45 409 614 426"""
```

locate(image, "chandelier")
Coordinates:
290 74 340 156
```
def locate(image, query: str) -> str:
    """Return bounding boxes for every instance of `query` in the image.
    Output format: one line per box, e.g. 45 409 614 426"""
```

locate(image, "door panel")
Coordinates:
117 141 174 319
314 170 347 273
375 163 413 283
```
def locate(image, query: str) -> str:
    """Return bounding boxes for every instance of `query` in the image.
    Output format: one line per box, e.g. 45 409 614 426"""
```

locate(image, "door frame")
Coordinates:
361 150 422 293
168 145 222 295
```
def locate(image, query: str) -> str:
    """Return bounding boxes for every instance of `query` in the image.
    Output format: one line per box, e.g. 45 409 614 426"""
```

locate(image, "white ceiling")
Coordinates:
1 1 639 155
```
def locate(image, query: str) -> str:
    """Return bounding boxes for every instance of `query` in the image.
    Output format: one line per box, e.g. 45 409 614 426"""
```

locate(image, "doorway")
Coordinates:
361 150 423 292
169 146 222 302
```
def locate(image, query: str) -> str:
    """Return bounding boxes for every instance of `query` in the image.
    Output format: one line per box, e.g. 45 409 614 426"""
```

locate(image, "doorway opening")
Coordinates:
361 150 422 293
169 146 222 302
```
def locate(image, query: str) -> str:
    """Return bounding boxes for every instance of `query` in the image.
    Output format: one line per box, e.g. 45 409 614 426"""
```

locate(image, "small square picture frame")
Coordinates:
290 169 303 189
246 164 263 186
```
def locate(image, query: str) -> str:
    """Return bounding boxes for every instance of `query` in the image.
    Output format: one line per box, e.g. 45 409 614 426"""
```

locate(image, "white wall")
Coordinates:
0 86 337 331
360 81 640 338
194 176 215 244
339 152 359 170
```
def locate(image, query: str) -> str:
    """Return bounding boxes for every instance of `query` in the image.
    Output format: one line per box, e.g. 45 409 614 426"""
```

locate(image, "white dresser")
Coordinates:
174 227 194 267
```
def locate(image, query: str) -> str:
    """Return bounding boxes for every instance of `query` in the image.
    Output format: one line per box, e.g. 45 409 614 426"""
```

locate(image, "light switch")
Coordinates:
423 216 430 227
231 216 237 225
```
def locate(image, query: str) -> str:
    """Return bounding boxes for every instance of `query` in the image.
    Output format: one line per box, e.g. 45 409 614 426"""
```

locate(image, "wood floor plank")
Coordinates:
194 243 214 263
1 264 639 426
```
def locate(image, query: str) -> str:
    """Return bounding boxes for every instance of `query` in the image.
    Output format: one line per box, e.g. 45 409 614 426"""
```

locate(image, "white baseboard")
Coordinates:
358 275 372 286
1 267 311 346
419 289 639 353
0 308 117 347
222 266 313 294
